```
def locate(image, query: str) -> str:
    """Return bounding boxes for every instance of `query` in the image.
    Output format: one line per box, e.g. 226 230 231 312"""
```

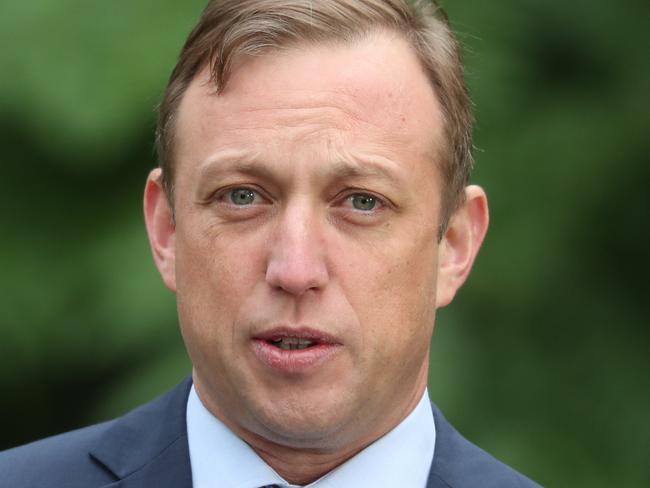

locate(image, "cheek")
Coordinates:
341 234 439 356
174 222 266 341
177 216 266 283
345 235 437 328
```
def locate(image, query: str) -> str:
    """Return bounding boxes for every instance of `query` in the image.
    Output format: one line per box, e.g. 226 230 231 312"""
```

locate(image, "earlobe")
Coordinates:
143 168 177 292
435 185 489 308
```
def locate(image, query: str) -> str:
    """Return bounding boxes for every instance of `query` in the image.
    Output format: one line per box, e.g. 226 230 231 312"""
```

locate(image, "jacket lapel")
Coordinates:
99 435 192 488
88 377 194 488
425 402 539 488
426 403 457 488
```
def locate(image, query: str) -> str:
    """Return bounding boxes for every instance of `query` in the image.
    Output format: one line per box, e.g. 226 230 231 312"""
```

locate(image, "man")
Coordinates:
0 1 540 486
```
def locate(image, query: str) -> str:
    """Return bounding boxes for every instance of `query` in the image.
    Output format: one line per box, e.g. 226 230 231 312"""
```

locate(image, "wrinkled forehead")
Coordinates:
175 32 444 162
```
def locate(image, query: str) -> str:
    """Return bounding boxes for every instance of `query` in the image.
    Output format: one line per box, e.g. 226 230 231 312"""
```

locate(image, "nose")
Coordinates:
265 204 329 296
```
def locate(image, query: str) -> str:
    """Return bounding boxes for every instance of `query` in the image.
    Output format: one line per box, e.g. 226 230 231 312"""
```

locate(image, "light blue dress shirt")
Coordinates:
186 385 436 488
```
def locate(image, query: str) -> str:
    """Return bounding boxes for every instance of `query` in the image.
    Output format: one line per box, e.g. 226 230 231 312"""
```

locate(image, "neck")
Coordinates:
246 435 368 485
193 370 428 485
208 390 425 485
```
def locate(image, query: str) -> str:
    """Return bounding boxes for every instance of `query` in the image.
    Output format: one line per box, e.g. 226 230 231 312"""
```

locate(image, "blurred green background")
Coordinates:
1 0 648 486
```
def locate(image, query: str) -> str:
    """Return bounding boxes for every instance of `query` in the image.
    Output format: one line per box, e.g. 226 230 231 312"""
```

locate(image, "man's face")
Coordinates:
160 33 451 449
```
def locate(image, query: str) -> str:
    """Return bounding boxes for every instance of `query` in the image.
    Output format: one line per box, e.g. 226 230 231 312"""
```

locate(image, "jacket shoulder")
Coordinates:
428 403 542 488
0 377 193 488
0 421 117 487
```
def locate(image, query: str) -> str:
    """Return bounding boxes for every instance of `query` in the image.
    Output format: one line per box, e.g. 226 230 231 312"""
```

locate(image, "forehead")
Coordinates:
174 31 443 171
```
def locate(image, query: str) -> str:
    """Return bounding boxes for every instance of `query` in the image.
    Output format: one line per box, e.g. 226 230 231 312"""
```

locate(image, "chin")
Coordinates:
250 393 357 449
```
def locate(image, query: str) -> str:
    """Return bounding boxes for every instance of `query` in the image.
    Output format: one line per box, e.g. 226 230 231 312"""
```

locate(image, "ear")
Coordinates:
435 185 489 308
143 168 177 292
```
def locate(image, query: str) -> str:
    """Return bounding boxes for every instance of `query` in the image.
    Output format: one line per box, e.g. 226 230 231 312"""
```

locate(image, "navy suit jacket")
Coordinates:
0 377 540 487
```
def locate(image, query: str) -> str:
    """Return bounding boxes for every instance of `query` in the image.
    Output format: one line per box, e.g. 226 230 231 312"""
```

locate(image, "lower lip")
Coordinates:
251 339 342 374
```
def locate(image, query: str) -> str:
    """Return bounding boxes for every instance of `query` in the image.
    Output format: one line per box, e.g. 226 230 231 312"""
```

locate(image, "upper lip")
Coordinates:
253 326 341 345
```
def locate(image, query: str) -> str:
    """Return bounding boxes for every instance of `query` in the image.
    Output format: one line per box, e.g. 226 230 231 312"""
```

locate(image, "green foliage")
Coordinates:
2 1 648 486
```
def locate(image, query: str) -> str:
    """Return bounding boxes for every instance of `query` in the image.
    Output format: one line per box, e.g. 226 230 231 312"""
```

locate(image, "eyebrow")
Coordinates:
197 151 273 181
326 157 401 182
196 150 403 185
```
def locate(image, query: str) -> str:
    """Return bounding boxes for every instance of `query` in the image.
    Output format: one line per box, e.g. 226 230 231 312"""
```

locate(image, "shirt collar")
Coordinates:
187 386 435 488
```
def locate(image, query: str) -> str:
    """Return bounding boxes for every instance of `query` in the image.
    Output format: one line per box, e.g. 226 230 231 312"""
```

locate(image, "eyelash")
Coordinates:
212 186 269 206
210 186 388 218
339 192 386 213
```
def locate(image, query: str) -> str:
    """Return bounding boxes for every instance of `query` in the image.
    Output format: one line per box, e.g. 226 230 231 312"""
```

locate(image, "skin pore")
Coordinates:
144 31 488 484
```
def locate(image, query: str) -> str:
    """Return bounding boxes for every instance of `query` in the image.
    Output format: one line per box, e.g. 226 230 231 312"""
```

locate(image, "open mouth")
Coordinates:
254 327 339 352
252 328 341 372
267 337 318 351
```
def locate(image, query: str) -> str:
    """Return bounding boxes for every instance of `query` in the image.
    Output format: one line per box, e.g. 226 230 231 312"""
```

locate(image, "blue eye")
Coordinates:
229 188 257 205
350 193 377 211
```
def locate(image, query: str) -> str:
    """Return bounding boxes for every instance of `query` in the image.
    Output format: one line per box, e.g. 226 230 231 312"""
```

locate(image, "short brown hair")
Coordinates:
155 0 473 230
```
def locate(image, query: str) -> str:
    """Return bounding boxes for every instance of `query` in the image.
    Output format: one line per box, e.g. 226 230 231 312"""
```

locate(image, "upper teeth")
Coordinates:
271 337 315 350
